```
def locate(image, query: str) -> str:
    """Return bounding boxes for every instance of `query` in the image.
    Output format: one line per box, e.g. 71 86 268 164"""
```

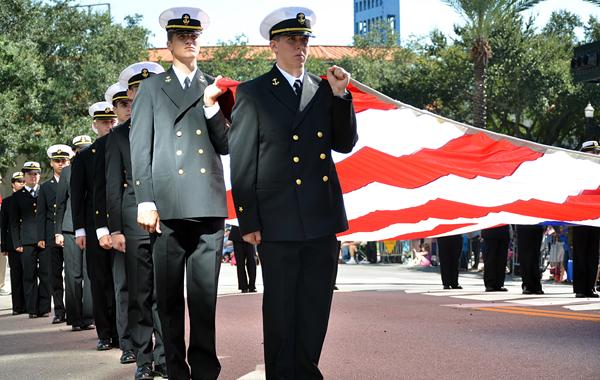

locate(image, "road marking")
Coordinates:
238 364 266 380
476 306 600 322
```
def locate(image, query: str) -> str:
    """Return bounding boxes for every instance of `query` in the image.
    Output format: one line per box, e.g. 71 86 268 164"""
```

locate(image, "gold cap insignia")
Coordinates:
297 13 306 25
104 107 112 113
141 68 149 78
182 14 190 25
272 78 280 86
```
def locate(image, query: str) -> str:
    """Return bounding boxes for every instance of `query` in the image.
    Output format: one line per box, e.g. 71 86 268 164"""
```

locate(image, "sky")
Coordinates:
72 0 600 47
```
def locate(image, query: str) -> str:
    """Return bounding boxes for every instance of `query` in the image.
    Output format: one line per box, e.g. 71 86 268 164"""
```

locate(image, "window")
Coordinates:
388 15 396 31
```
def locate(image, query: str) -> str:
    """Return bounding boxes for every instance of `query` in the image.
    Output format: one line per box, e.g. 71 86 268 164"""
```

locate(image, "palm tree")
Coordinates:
442 0 600 129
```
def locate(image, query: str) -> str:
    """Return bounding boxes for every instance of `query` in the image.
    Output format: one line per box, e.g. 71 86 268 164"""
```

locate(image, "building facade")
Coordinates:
354 0 400 45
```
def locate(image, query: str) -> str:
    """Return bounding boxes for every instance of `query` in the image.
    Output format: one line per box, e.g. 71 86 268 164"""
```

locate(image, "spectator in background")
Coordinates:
229 225 257 293
469 230 482 271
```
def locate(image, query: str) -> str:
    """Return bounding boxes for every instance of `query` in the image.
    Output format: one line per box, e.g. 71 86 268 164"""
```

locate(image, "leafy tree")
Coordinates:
0 0 149 180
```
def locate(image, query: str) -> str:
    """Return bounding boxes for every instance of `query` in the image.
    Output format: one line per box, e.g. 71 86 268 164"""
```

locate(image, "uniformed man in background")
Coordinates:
36 144 71 324
130 7 229 379
1 172 26 315
93 83 136 365
71 103 118 350
9 161 51 319
109 61 167 380
229 7 358 379
55 136 95 331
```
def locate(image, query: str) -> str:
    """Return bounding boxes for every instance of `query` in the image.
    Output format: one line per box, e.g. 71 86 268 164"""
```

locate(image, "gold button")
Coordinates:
123 183 128 188
196 129 202 135
292 134 299 141
238 206 244 212
317 131 323 138
176 131 182 137
176 150 182 156
293 156 300 163
95 210 99 215
33 203 36 207
200 168 206 174
323 176 329 182
92 148 96 154
198 149 204 154
296 179 302 185
178 169 184 175
53 203 57 208
135 180 140 186
320 153 326 160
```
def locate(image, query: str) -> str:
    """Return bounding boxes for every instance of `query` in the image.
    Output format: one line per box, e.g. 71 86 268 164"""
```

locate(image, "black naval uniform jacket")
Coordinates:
71 146 97 233
1 195 15 251
36 177 58 246
105 119 146 236
9 187 40 247
55 165 74 234
229 66 358 241
92 133 110 234
130 67 229 220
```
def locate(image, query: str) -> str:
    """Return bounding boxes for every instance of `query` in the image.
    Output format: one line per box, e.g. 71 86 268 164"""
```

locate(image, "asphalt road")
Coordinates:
0 263 598 379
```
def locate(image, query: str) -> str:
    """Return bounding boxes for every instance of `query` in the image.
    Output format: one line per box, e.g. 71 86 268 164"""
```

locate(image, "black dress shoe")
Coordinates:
37 313 49 318
485 287 496 292
575 293 586 298
135 364 154 380
97 339 112 351
497 287 508 292
52 315 66 324
81 324 95 330
28 314 38 319
249 287 257 293
153 364 168 378
534 290 545 295
443 285 451 290
333 285 339 291
522 289 533 295
12 310 24 316
451 285 463 290
241 289 249 293
585 292 600 298
120 349 136 364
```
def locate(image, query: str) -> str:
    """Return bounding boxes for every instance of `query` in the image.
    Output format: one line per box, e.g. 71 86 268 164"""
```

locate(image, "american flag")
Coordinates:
218 78 600 241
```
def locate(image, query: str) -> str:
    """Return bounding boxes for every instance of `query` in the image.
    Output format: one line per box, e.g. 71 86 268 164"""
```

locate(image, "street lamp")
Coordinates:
585 102 595 139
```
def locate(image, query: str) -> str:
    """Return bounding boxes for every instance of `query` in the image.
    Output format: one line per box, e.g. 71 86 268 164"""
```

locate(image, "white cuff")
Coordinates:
203 103 220 119
138 202 157 214
96 227 110 240
75 228 86 238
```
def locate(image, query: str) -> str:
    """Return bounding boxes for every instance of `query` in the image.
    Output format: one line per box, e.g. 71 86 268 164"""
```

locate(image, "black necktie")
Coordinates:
30 188 36 197
293 79 302 98
184 77 191 90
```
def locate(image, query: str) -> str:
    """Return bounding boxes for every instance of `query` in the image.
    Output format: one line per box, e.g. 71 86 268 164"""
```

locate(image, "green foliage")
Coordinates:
0 0 149 178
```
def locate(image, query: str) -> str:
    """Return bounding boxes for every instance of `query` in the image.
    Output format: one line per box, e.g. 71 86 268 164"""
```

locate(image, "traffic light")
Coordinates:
572 41 600 83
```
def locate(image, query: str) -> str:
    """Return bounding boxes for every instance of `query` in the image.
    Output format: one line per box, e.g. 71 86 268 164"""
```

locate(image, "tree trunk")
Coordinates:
473 60 487 129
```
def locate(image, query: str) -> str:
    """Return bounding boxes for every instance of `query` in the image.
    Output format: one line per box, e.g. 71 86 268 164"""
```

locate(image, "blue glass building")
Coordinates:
353 0 401 45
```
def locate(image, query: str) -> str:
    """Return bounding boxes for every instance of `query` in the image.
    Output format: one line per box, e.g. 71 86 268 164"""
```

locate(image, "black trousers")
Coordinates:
152 218 223 380
22 245 51 315
233 241 256 291
483 237 509 289
112 249 132 351
437 235 462 287
63 233 93 327
471 237 481 270
86 233 117 340
46 246 65 318
572 226 600 295
7 250 25 313
126 233 165 367
258 235 338 380
516 225 544 292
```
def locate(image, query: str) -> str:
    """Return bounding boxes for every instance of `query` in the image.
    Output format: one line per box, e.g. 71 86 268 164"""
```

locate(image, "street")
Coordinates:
0 263 598 379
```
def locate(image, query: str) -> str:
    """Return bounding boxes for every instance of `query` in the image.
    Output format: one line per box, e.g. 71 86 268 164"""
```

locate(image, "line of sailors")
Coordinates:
0 61 168 378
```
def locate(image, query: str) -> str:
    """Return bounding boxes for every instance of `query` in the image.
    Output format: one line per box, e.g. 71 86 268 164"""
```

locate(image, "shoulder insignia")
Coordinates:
272 78 280 86
165 76 172 83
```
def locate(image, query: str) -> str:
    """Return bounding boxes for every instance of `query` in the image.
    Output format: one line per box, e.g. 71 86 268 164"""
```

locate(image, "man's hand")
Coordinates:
37 240 46 249
75 236 86 250
99 235 112 250
326 65 351 97
203 75 225 107
55 234 65 248
138 210 161 234
16 246 23 253
112 233 126 253
242 231 262 245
